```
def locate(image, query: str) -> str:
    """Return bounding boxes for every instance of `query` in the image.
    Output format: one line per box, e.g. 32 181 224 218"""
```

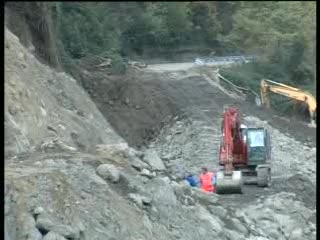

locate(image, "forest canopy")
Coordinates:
6 1 316 93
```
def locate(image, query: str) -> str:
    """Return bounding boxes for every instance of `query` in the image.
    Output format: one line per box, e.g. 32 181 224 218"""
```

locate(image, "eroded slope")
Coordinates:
5 28 123 158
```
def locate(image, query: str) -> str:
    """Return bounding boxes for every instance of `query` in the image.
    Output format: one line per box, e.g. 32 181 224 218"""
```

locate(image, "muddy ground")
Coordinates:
83 66 316 149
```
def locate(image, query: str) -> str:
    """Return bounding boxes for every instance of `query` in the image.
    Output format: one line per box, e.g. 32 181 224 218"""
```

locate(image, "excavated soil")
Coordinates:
81 70 183 148
83 68 316 148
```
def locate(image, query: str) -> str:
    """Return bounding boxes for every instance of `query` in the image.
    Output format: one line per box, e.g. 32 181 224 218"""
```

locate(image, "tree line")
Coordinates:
6 2 316 92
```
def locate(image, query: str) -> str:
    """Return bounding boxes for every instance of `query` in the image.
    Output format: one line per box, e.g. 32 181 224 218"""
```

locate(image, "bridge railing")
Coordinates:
194 56 256 65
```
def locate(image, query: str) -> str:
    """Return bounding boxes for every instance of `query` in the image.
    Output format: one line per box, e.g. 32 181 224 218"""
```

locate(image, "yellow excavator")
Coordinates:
260 79 316 126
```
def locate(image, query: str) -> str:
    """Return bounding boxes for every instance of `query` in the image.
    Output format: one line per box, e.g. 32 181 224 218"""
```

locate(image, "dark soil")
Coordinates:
80 69 316 149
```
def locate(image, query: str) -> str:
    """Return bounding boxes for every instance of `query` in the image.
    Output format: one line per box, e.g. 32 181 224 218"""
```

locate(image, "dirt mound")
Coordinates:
78 69 185 148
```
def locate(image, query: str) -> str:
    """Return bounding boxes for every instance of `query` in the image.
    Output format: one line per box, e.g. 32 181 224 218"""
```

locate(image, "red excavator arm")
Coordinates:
219 107 247 175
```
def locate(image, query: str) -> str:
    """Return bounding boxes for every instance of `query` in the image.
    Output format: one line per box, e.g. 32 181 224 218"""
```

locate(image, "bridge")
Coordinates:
195 56 256 66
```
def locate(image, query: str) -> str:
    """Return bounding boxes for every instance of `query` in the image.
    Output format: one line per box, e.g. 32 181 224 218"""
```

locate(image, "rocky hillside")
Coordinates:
5 27 124 158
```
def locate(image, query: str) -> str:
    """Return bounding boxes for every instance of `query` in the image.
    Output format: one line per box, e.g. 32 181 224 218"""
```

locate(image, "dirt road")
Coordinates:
145 63 316 145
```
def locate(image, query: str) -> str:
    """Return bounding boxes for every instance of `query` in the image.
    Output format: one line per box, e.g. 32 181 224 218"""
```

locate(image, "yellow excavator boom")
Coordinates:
260 79 316 124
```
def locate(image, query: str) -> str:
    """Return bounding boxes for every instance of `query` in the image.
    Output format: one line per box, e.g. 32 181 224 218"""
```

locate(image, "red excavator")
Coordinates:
216 106 272 194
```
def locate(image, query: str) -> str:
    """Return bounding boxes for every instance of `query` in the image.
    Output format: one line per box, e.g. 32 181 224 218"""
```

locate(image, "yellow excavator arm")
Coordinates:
260 79 316 124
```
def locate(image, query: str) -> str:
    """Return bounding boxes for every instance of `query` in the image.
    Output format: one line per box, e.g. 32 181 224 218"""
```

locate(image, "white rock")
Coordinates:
130 157 150 171
128 193 152 207
19 214 42 240
128 147 143 158
289 228 303 240
140 168 153 178
96 164 120 183
34 207 44 215
143 149 166 171
43 232 67 240
161 176 171 184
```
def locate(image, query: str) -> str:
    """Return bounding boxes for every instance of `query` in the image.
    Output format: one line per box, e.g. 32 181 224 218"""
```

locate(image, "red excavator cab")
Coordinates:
219 107 247 168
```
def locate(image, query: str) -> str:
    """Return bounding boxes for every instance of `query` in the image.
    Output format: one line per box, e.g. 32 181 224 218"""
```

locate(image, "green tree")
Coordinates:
219 1 315 88
189 2 221 45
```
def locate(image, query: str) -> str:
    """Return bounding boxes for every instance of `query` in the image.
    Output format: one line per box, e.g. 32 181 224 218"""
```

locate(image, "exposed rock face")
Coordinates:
5 27 124 158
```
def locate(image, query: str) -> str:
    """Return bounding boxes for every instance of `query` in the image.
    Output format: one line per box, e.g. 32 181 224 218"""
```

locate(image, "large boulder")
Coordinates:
36 215 54 232
173 184 196 206
43 232 67 240
52 225 80 239
17 213 42 240
36 214 80 239
142 149 166 171
96 164 121 183
140 168 156 178
130 156 151 171
197 205 224 234
128 193 152 207
192 188 219 205
96 143 130 162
